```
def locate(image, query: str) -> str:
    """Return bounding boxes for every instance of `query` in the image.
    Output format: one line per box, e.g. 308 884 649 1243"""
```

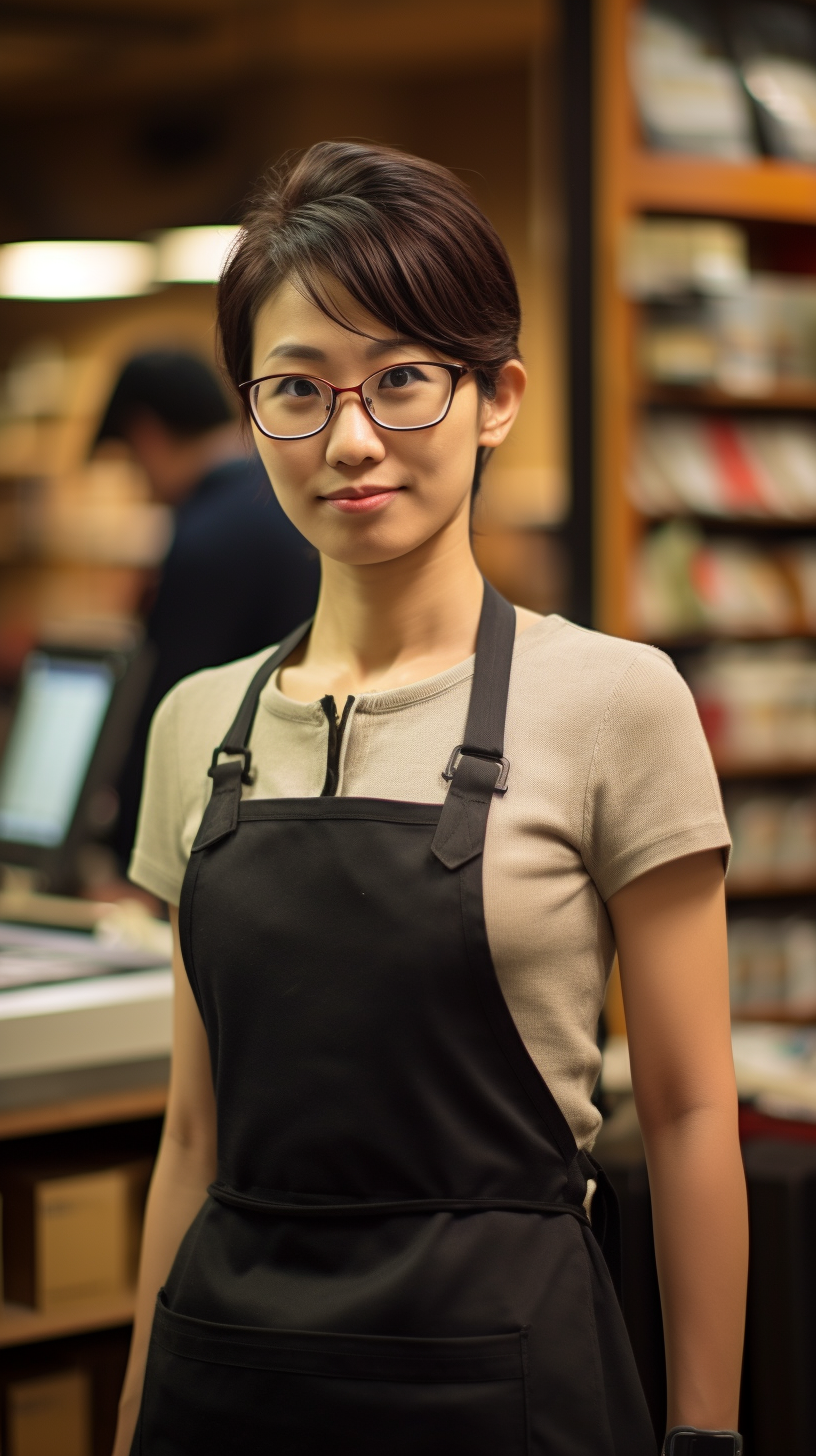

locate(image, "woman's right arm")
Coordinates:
112 905 217 1456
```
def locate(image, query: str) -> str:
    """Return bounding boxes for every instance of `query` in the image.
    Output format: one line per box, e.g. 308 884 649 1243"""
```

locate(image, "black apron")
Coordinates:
134 583 656 1455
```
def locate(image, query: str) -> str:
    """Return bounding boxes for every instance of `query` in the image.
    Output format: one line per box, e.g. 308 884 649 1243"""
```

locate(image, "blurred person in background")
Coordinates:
95 349 320 865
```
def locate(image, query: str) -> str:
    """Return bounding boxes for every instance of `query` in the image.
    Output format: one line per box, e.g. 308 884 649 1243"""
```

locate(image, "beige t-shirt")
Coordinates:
130 613 730 1151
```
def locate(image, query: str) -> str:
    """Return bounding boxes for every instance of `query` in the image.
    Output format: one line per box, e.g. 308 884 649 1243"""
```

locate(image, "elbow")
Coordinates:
161 1097 217 1173
633 1074 739 1146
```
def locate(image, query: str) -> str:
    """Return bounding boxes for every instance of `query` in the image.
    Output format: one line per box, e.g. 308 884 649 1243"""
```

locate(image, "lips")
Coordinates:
321 486 402 515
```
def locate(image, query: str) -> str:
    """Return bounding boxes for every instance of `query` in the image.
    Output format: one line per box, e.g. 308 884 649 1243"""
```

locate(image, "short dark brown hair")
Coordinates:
217 141 521 406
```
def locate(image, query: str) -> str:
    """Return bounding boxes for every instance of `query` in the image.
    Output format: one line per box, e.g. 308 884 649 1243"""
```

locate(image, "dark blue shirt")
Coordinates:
116 455 320 864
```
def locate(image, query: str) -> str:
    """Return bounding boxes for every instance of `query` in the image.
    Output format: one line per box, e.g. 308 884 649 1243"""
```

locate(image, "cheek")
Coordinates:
410 430 476 505
253 437 320 514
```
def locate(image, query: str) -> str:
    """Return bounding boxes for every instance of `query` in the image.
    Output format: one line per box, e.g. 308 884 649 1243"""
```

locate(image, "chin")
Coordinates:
320 539 428 568
314 517 447 568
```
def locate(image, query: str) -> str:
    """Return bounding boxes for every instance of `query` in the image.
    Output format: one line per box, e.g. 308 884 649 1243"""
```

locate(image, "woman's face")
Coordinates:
249 277 525 567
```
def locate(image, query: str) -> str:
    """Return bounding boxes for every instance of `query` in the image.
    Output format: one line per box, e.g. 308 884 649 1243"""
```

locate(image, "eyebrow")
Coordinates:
262 336 425 367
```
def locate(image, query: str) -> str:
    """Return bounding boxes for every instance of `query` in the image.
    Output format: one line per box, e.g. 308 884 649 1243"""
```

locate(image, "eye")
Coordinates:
276 375 322 398
378 365 428 390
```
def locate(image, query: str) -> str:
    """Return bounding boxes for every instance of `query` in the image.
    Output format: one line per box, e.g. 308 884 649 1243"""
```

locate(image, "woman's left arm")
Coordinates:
607 847 747 1433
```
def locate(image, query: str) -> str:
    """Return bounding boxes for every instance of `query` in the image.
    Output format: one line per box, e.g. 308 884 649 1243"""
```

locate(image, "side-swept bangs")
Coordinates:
217 141 521 405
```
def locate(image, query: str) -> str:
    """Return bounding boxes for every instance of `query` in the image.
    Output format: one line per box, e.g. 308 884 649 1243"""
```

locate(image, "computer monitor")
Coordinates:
0 643 152 892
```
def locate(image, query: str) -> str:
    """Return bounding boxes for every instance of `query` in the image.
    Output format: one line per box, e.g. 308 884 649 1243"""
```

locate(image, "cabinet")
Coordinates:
0 1087 165 1455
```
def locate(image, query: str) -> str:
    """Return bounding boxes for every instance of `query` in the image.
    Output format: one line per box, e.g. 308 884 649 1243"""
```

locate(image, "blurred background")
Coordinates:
0 0 567 672
2 2 816 1453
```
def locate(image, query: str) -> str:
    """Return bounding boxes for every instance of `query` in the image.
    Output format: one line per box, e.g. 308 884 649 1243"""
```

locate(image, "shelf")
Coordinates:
732 1005 816 1026
648 631 816 649
640 382 816 412
0 1292 135 1349
727 876 816 899
0 1083 167 1142
626 150 816 223
637 512 816 533
715 758 816 780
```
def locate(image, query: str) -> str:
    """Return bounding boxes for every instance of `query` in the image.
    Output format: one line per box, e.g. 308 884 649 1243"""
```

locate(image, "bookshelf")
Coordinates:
596 0 816 1023
0 290 218 673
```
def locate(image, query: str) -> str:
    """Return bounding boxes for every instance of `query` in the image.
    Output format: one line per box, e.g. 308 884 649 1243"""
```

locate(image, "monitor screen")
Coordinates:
0 653 115 848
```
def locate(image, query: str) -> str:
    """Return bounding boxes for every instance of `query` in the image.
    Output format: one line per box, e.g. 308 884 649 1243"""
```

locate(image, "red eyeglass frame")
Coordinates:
238 362 471 439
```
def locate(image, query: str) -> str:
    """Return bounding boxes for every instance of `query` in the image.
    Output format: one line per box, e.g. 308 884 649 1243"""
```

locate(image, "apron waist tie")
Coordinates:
207 1182 590 1225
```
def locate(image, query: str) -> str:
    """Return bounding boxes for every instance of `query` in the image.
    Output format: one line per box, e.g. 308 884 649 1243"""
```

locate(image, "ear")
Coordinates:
477 359 526 448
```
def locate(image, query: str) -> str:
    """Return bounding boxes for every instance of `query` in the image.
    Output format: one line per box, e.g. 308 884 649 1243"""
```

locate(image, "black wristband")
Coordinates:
664 1429 742 1456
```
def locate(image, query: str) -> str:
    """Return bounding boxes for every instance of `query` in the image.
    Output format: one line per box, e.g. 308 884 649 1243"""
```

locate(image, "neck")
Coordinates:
303 517 485 694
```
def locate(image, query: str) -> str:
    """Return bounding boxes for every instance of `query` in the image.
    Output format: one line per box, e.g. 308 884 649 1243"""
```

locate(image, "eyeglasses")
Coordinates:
238 362 470 440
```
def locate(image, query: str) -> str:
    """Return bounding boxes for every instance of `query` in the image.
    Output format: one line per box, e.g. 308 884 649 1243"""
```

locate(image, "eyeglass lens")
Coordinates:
250 364 454 438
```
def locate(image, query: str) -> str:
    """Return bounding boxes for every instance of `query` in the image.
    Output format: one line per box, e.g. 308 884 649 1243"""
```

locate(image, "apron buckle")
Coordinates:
209 745 255 786
443 745 510 793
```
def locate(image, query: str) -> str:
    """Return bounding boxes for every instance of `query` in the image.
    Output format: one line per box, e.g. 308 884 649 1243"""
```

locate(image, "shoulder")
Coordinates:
512 612 686 718
158 644 279 722
149 647 279 763
513 622 731 898
132 646 281 904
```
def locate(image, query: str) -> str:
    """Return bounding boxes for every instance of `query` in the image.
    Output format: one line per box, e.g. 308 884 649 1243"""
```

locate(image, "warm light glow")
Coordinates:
0 241 156 300
154 226 241 284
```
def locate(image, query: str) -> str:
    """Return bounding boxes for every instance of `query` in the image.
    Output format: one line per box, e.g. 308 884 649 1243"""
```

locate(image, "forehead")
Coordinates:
250 277 435 374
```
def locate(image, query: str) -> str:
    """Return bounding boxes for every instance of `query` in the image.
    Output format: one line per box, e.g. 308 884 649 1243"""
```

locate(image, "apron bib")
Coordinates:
134 583 655 1455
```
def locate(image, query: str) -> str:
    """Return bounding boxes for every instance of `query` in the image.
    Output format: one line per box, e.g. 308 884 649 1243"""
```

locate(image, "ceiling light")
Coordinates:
0 241 156 300
154 226 240 284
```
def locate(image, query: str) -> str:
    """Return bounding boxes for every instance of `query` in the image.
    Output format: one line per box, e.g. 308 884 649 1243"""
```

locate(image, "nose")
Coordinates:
324 390 386 469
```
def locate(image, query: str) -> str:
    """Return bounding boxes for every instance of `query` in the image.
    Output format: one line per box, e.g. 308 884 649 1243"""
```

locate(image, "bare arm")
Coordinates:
112 906 217 1456
607 849 747 1434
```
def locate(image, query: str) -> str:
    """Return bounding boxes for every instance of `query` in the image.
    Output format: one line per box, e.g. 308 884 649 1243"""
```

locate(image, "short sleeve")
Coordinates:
582 648 731 902
128 687 188 905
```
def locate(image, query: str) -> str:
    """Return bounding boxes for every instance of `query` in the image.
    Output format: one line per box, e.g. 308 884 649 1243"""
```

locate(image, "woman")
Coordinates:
115 143 747 1456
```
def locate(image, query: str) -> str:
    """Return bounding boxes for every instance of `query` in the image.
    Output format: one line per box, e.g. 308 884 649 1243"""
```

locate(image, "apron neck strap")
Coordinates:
432 581 516 872
451 579 516 766
217 616 314 776
191 617 312 852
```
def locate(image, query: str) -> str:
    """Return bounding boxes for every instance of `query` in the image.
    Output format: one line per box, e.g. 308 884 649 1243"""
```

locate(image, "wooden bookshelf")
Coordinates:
595 0 816 1032
595 0 816 639
595 0 643 641
0 291 217 657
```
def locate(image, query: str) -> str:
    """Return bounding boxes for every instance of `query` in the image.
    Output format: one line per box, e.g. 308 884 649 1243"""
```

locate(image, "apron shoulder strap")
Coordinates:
192 617 313 852
432 581 516 871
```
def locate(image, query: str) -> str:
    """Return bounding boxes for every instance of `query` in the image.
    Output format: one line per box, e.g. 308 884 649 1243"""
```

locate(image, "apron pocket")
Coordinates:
141 1291 529 1455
